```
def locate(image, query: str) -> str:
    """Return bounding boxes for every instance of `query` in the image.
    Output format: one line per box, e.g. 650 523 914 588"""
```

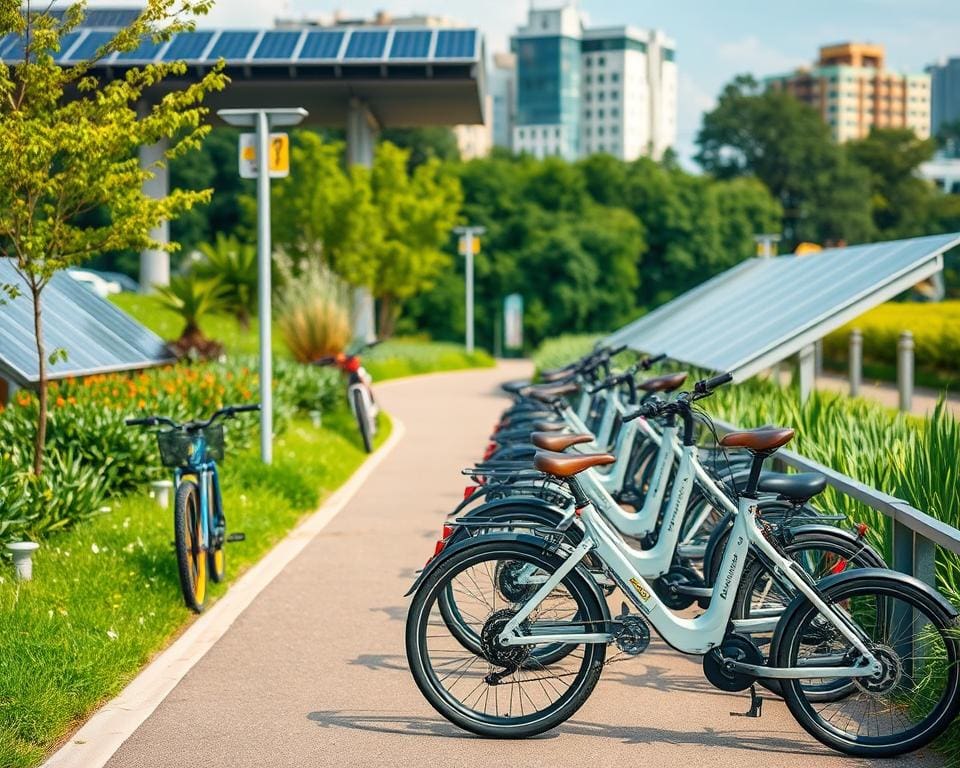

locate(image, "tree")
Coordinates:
369 142 462 336
379 126 460 168
696 75 873 247
193 233 257 329
847 128 938 237
0 1 226 474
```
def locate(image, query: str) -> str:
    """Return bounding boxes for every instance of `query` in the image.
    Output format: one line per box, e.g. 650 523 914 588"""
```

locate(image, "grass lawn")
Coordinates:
0 409 390 768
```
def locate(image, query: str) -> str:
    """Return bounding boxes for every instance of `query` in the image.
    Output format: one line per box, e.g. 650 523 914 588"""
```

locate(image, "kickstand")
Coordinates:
730 685 763 718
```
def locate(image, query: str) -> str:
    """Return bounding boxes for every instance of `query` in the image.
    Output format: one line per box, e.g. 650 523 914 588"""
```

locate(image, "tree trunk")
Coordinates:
31 283 46 476
377 296 399 339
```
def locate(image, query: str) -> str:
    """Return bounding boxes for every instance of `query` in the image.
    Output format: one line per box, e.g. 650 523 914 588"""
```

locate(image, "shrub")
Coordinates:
155 274 229 360
275 257 352 364
193 234 258 330
363 339 494 380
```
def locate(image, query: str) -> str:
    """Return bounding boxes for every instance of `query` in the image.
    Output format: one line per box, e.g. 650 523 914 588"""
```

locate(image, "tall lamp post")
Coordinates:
454 225 485 354
217 107 307 464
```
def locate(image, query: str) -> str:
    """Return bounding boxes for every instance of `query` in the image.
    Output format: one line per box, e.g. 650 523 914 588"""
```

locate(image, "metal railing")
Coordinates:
714 418 960 589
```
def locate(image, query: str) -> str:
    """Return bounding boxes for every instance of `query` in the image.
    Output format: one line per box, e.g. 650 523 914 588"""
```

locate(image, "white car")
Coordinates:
67 269 122 298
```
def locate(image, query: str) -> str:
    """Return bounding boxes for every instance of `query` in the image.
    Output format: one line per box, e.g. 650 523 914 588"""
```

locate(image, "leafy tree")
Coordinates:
379 126 460 168
0 0 226 474
369 142 463 336
847 128 938 237
696 75 873 247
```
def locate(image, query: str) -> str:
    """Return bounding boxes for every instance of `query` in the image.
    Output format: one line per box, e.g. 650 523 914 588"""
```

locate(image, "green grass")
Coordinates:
0 409 391 768
364 339 494 381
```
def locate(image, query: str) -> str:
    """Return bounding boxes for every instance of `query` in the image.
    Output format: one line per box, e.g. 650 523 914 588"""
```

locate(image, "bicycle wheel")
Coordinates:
207 475 226 584
353 388 373 453
775 573 960 757
174 480 207 612
733 528 885 700
407 539 606 738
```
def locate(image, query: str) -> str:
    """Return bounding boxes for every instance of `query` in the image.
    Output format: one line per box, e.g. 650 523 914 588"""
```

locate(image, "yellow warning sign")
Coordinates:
239 133 290 179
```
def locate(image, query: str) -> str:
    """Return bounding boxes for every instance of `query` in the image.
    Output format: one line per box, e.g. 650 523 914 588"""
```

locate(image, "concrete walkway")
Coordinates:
101 362 942 768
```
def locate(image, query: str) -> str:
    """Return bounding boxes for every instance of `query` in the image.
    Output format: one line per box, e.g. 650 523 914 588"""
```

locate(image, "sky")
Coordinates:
89 0 960 164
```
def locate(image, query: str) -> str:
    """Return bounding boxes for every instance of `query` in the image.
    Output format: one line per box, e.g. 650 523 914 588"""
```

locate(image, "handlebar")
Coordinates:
125 404 261 431
623 371 733 422
639 353 667 370
695 372 734 395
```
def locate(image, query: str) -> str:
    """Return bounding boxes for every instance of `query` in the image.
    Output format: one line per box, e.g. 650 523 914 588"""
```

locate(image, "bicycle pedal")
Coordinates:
730 685 763 718
226 532 246 543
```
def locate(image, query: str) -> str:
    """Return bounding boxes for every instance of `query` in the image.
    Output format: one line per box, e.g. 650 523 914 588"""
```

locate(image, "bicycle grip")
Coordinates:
641 353 667 369
231 404 261 414
703 372 733 391
125 417 154 427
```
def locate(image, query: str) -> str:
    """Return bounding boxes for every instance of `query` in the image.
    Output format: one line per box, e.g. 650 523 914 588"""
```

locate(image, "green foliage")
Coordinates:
696 75 874 248
0 0 227 475
362 339 494 381
155 273 228 336
379 126 461 168
192 234 258 329
275 255 353 364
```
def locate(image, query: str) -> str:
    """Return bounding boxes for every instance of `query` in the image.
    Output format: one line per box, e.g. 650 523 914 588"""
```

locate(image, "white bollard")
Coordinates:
849 328 862 397
309 410 323 429
150 479 174 509
897 331 914 413
7 541 40 581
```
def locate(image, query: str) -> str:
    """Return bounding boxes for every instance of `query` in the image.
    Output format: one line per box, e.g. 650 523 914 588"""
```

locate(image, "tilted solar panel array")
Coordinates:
606 233 960 381
0 25 479 65
0 263 174 386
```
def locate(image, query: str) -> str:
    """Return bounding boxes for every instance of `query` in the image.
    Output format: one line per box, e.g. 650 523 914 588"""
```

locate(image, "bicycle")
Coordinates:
406 375 960 757
126 404 260 612
314 341 380 453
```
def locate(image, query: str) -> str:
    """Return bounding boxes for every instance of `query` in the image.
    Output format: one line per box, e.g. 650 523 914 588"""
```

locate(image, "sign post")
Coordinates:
217 108 307 464
454 226 485 354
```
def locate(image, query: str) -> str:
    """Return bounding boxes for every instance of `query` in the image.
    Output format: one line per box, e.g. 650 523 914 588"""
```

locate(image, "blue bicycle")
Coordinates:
126 404 260 612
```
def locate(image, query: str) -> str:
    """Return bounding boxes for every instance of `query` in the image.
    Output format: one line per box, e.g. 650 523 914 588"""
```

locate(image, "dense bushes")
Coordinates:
823 301 960 385
363 339 494 380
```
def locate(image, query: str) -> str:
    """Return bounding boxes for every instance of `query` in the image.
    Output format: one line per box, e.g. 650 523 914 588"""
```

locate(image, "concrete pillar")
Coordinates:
797 344 816 404
346 98 379 342
849 328 862 397
897 331 914 413
139 136 170 293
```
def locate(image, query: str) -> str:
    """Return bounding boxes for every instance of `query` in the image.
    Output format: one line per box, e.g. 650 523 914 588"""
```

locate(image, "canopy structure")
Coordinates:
0 261 174 389
606 233 960 383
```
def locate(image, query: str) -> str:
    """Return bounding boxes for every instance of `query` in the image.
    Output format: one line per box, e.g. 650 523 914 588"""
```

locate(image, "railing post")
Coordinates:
849 328 862 397
897 331 914 413
814 338 823 377
798 344 816 404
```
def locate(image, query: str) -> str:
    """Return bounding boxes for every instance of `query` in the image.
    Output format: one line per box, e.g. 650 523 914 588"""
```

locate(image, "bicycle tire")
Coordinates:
353 388 373 453
174 480 207 612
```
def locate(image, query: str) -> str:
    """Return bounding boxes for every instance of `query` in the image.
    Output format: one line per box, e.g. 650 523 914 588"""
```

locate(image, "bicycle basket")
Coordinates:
155 425 225 467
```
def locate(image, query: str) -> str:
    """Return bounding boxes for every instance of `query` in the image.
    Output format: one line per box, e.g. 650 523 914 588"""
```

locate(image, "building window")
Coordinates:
598 142 605 151
598 56 605 66
518 129 524 139
598 108 604 118
585 56 592 67
598 91 605 101
611 107 619 117
584 109 592 118
555 128 560 138
611 125 619 135
611 72 620 83
598 126 605 136
598 73 605 84
585 127 591 137
585 74 592 84
610 90 618 100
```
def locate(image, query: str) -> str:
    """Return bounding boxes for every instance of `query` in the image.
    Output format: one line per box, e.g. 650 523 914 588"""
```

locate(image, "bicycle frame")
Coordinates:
172 433 221 553
497 486 882 680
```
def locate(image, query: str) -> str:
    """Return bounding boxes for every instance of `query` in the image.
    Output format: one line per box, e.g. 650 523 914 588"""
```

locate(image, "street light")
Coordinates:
454 226 485 354
217 107 308 464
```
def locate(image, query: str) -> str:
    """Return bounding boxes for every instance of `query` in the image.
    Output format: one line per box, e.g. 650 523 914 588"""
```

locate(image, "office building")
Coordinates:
508 5 677 161
928 57 960 152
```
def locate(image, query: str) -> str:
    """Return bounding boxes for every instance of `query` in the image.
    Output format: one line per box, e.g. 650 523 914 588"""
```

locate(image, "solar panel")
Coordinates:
116 36 165 62
54 31 83 61
0 34 13 56
0 263 174 386
606 233 960 381
434 29 476 59
1 35 25 62
161 31 214 61
297 30 344 60
343 30 387 59
82 9 142 28
206 31 258 61
63 30 115 61
252 30 300 60
389 29 432 59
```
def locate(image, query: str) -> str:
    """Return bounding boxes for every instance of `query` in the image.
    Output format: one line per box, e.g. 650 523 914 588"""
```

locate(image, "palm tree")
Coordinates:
156 275 229 359
193 234 257 330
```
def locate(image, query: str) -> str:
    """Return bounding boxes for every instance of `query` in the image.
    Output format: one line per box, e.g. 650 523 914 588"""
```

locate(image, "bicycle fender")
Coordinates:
770 567 959 662
784 524 886 568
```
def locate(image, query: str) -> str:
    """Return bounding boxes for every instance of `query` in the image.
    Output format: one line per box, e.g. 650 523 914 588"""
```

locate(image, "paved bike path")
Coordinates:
104 362 943 768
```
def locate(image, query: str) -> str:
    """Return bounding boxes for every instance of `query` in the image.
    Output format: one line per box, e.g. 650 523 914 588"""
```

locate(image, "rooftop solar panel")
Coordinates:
206 31 258 61
344 29 387 59
0 34 13 56
297 29 344 60
82 9 142 28
2 35 25 62
63 30 115 61
389 29 432 59
252 30 300 60
0 263 174 386
161 31 213 61
116 36 165 61
434 29 475 59
54 31 83 61
606 233 960 381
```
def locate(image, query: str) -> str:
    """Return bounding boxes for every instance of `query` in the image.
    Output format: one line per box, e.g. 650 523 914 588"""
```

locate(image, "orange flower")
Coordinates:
55 396 65 407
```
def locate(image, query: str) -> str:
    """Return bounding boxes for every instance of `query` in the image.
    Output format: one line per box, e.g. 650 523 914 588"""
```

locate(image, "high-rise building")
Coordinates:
928 57 960 151
766 42 931 143
508 5 677 161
